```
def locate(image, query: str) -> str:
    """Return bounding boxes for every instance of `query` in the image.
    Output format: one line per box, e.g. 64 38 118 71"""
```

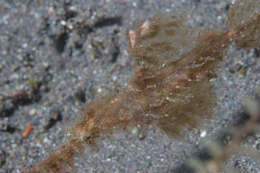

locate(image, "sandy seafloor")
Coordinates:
0 0 260 173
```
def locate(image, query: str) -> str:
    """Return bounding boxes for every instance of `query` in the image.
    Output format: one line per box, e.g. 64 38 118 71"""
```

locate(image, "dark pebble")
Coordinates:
74 87 86 103
0 150 6 168
0 98 15 117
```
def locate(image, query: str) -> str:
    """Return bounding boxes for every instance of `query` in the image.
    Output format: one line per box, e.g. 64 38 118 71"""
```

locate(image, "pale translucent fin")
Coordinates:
128 14 197 68
228 0 260 49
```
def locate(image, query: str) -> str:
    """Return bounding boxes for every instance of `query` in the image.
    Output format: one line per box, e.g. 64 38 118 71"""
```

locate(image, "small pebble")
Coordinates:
97 88 102 93
43 137 50 144
60 20 66 26
10 73 19 80
131 127 138 135
29 108 37 116
200 130 207 138
0 118 8 131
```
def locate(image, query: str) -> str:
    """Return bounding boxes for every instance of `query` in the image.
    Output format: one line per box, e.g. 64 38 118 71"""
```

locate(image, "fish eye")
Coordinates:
84 136 91 142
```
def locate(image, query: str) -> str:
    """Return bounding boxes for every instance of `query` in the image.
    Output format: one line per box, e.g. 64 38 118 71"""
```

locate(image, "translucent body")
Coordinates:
26 1 260 172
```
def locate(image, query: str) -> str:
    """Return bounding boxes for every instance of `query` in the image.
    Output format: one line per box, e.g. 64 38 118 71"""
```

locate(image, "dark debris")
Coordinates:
44 110 62 130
